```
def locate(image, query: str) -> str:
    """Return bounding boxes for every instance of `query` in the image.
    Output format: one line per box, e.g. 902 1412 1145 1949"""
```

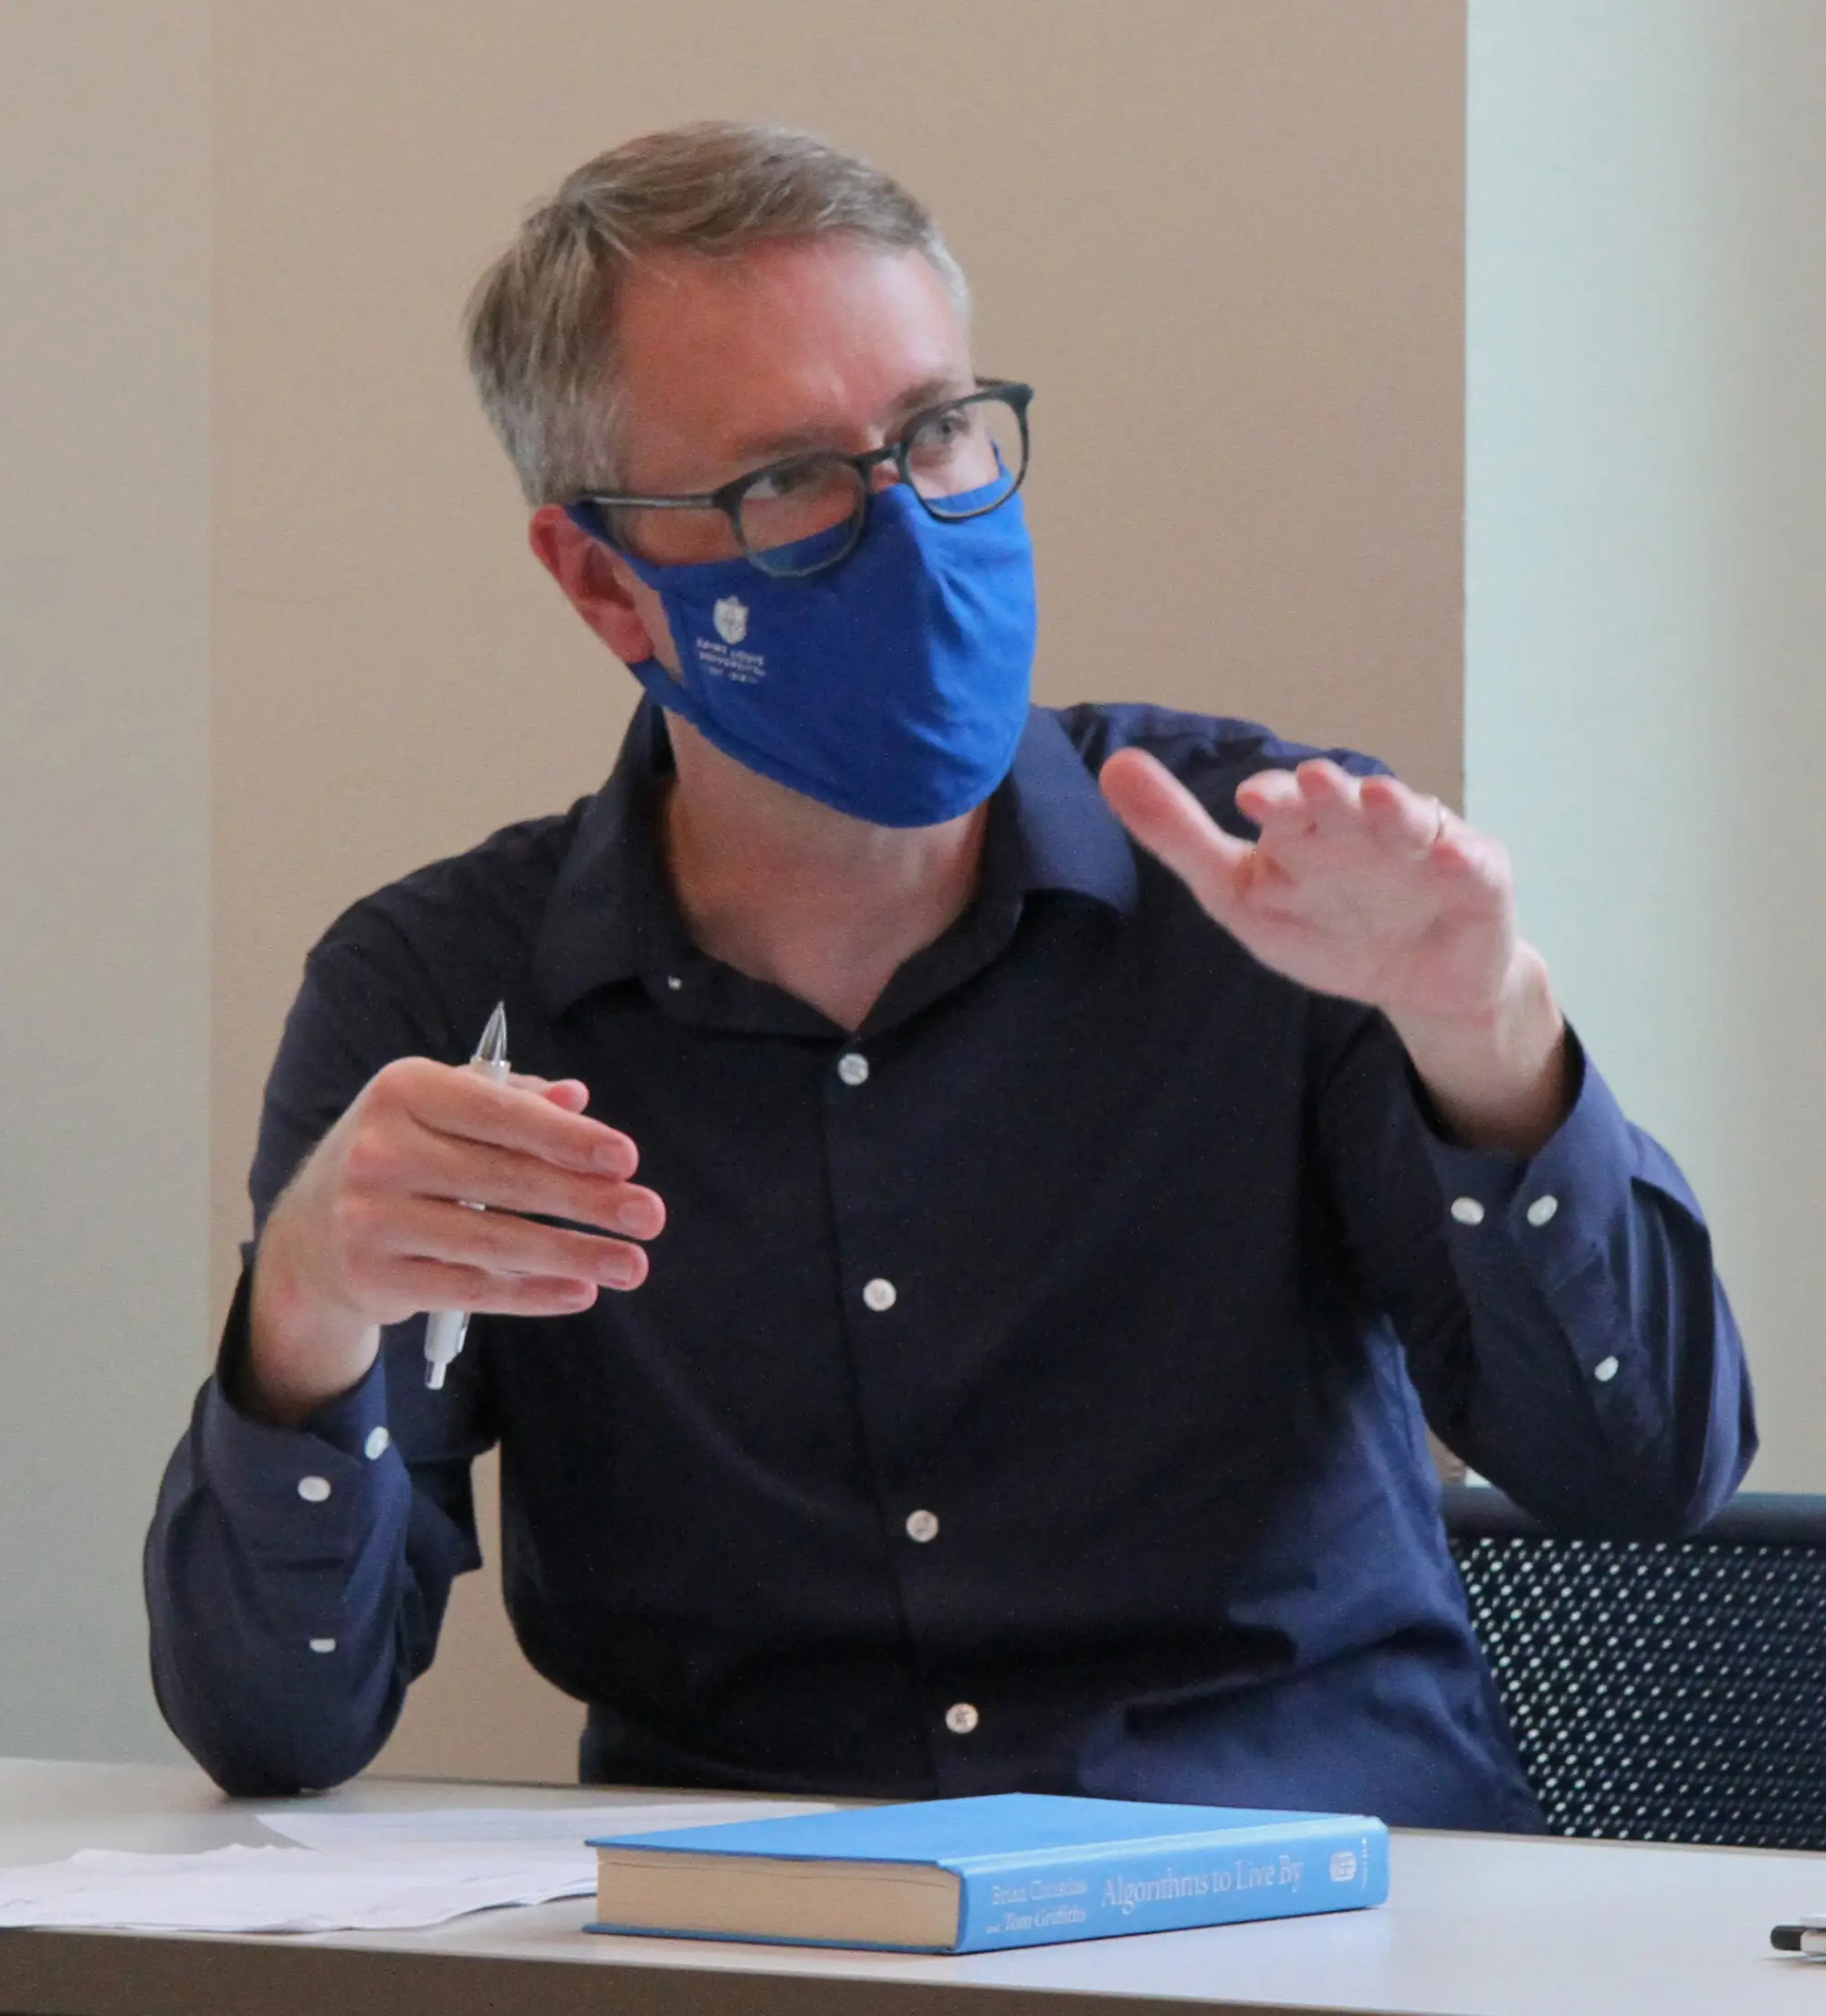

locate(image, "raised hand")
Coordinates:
247 1059 666 1425
1099 747 1569 1154
1099 750 1517 1021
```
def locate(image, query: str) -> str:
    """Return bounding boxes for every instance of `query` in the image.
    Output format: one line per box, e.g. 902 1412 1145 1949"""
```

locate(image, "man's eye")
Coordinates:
912 406 972 450
746 457 826 502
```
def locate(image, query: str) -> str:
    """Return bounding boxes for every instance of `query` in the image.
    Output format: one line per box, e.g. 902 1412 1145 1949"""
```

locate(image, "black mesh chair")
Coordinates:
1442 1485 1826 1849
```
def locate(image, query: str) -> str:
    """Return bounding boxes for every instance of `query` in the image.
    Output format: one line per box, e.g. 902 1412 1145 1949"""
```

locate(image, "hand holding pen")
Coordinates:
241 1012 665 1428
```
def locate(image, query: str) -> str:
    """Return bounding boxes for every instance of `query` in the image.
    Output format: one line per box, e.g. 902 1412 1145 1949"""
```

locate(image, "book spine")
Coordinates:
954 1821 1390 1951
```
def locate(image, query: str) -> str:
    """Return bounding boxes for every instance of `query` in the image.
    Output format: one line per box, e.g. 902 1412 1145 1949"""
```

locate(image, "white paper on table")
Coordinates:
257 1798 826 1858
0 1842 589 1932
0 1800 834 1934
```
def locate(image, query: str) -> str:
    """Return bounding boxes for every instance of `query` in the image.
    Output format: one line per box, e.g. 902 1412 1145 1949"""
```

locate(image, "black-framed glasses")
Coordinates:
571 379 1033 579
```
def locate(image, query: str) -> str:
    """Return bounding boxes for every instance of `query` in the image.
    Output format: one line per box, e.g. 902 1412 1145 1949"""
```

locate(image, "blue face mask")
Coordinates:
567 479 1036 828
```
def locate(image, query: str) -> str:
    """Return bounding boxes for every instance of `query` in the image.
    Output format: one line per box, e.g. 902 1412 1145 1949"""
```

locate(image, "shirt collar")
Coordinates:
993 704 1141 915
534 699 1139 1021
533 702 679 1016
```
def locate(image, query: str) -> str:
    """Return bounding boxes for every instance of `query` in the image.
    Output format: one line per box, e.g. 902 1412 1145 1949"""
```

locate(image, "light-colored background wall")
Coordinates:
5 0 1465 1769
0 1 208 1764
1466 0 1825 1489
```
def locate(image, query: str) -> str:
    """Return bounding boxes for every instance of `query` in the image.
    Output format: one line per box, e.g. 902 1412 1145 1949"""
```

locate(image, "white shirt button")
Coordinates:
1527 1194 1559 1228
863 1277 897 1312
944 1702 980 1735
1450 1197 1485 1226
905 1509 939 1543
837 1052 870 1087
363 1426 392 1461
308 1637 337 1654
1594 1355 1621 1383
297 1475 332 1503
666 974 683 991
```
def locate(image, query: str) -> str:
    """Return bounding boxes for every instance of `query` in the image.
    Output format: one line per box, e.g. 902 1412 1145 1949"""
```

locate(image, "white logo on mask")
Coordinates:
712 596 749 646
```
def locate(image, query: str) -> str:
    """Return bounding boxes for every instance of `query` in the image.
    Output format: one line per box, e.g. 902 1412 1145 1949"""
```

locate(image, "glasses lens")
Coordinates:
908 394 1026 519
737 457 866 574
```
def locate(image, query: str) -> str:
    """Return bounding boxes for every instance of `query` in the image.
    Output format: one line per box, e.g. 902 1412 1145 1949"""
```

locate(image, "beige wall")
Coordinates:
0 0 209 1761
0 0 1465 1769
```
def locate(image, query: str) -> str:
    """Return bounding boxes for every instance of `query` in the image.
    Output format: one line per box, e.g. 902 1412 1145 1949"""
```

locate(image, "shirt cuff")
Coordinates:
200 1263 404 1556
1421 1026 1634 1289
1423 1033 1662 1434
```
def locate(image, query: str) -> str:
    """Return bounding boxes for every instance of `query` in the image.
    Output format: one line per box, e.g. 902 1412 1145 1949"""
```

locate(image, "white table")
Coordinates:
1 1758 1822 2014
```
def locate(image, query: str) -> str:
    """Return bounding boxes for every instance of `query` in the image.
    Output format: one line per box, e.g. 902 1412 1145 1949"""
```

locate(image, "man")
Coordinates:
146 122 1753 1824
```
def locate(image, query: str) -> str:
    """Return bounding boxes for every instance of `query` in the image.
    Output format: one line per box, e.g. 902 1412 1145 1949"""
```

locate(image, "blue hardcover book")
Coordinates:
587 1792 1388 1952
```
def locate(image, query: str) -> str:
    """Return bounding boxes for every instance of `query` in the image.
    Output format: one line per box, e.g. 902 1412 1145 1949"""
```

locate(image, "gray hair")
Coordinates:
465 121 971 505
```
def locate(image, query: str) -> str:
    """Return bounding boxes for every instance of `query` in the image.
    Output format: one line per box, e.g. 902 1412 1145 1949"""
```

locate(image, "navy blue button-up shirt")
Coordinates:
145 700 1755 1823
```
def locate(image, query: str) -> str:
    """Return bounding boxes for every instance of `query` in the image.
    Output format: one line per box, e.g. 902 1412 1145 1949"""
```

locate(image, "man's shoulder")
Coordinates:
307 796 593 977
1048 700 1389 816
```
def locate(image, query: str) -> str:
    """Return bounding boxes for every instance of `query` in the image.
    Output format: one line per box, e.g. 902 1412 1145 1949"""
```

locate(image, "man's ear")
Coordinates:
528 505 665 667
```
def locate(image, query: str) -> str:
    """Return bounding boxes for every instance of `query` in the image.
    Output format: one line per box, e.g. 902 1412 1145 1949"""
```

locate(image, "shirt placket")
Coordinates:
819 1033 995 1791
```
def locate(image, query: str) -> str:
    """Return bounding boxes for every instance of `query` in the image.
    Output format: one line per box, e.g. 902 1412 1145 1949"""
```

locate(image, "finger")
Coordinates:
386 1195 649 1287
380 1258 604 1320
404 1129 666 1237
1232 767 1306 834
502 1071 592 1112
1236 761 1368 843
539 1079 592 1112
381 1058 637 1178
1293 760 1363 834
1358 774 1443 856
1233 772 1334 856
1099 748 1252 923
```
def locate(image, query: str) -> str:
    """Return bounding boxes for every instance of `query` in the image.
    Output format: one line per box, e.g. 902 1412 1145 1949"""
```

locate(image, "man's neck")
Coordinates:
659 717 988 1033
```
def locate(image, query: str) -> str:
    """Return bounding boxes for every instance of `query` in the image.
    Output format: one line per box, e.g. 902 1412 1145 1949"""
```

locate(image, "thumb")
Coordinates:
1099 748 1251 924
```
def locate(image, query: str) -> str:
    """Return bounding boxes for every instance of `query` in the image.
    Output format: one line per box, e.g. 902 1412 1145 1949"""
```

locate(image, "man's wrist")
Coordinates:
1387 946 1569 1157
244 1235 380 1431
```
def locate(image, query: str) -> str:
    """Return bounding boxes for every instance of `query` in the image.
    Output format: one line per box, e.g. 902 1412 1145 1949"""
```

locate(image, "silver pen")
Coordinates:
423 1003 510 1390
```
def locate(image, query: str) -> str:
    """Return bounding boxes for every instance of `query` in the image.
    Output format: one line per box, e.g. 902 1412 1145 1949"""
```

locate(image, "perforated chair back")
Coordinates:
1443 1486 1826 1848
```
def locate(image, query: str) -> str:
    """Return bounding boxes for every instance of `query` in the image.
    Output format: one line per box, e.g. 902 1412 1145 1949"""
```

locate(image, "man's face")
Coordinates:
531 236 976 675
614 237 974 562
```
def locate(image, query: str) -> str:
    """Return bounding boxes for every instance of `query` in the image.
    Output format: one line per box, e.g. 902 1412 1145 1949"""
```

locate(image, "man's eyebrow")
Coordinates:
721 376 976 467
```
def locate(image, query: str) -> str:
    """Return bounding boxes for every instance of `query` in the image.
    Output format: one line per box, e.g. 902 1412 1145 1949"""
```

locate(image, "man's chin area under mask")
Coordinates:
653 711 990 864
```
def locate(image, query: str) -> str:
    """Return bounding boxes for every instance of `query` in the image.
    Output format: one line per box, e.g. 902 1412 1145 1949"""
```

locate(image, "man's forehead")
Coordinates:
611 239 971 479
